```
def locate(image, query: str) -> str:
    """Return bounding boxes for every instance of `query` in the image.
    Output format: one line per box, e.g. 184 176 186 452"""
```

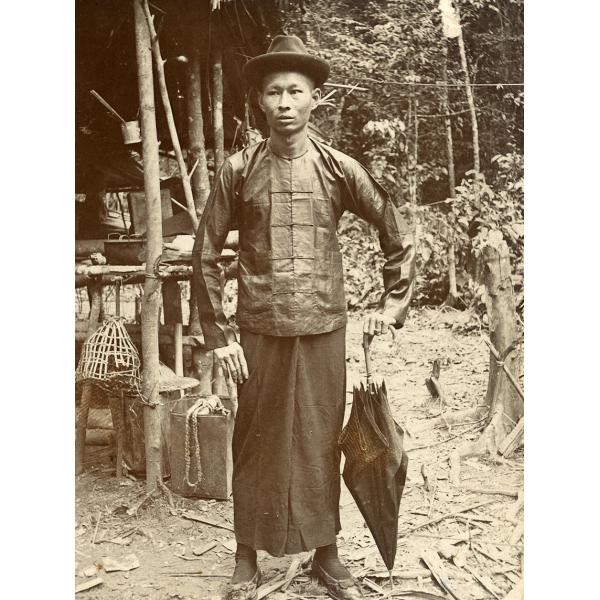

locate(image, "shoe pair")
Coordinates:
224 556 364 600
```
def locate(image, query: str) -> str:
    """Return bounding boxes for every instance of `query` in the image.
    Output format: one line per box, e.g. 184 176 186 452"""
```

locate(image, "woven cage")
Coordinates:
76 318 142 396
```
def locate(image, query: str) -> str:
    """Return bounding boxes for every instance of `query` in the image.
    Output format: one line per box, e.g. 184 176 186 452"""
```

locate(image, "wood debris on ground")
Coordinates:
75 313 523 600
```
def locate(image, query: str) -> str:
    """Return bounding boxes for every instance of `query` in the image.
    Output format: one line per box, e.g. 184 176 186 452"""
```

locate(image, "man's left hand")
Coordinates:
363 312 398 341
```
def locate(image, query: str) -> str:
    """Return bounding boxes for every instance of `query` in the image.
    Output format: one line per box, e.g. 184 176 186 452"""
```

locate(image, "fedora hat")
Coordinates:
243 35 330 88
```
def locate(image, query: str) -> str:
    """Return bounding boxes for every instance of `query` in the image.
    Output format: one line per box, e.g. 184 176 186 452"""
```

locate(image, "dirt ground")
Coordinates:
75 309 524 599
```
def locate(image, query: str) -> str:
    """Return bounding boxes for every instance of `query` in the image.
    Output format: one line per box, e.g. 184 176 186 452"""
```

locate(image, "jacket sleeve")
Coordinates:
340 157 416 328
192 159 238 350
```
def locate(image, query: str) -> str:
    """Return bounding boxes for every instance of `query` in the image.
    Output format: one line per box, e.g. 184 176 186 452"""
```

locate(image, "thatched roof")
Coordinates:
76 0 298 193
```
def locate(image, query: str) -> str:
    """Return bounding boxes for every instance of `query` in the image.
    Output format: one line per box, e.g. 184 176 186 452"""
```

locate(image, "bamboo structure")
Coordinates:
134 0 164 490
140 0 199 231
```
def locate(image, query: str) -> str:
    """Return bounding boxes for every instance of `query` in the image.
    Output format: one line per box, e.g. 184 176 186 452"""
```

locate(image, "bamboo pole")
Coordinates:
211 18 224 174
134 0 163 491
187 44 211 217
140 0 199 230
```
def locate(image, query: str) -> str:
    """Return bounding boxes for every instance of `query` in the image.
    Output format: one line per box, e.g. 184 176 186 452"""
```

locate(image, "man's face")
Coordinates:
258 71 320 136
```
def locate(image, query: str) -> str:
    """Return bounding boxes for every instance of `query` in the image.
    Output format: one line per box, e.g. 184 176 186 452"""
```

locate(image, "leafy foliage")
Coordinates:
280 0 524 311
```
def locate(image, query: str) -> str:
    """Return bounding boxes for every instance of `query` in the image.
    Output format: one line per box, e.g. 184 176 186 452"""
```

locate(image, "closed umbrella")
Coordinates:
339 333 409 582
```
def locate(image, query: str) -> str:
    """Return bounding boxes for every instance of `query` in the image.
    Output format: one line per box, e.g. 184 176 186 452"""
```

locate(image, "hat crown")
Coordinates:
243 34 330 87
265 35 309 56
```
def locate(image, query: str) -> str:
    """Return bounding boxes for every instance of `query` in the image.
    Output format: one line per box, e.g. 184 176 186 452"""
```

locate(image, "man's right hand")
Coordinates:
213 342 249 384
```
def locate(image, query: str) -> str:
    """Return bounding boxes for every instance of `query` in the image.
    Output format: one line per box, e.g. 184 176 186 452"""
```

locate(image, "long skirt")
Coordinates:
233 326 346 557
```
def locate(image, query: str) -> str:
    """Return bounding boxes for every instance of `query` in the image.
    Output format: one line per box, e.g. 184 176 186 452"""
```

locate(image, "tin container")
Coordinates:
122 384 200 476
104 239 146 265
121 120 142 144
169 395 234 499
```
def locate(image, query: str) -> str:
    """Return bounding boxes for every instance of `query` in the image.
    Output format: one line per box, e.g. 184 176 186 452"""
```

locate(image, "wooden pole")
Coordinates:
134 0 163 491
187 43 211 217
140 0 199 230
211 16 224 174
162 279 183 376
75 281 103 475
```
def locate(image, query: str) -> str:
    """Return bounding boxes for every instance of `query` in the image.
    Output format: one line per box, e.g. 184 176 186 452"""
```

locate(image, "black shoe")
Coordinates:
312 559 364 600
225 566 262 600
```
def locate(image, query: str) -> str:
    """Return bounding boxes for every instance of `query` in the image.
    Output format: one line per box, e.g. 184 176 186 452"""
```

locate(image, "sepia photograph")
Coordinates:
72 1 530 598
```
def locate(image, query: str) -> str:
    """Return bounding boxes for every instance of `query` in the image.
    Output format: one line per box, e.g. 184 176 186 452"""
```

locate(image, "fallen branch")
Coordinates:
503 579 523 600
413 407 489 432
281 552 312 591
181 511 235 532
401 499 497 536
366 568 431 580
464 565 501 599
498 417 524 457
509 522 523 545
92 511 101 544
420 549 465 600
505 490 524 524
409 421 484 451
167 572 229 578
459 485 519 497
75 577 103 594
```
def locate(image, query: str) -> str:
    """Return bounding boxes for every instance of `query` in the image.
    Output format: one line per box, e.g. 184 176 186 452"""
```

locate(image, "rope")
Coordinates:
355 76 524 88
184 397 206 487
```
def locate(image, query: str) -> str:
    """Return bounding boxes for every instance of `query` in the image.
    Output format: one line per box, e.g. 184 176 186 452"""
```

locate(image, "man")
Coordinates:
193 35 416 600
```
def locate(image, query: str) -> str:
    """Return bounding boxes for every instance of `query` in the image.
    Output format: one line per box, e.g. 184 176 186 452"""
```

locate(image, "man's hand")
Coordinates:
363 312 398 342
213 342 249 384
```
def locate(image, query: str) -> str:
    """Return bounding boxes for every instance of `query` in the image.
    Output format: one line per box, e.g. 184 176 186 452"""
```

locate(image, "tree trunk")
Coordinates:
212 39 224 174
140 0 199 230
455 6 480 174
441 40 458 307
449 236 523 484
407 76 419 205
445 242 459 306
134 0 163 491
187 45 211 218
442 41 456 194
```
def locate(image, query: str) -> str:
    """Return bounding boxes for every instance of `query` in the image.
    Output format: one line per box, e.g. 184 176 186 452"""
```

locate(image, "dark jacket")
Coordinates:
192 138 416 350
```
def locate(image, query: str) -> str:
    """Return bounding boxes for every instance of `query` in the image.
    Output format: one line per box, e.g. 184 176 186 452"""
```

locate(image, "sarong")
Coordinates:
232 326 346 556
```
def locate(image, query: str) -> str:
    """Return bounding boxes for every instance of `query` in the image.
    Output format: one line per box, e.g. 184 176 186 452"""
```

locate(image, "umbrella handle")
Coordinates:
363 327 395 388
363 333 374 387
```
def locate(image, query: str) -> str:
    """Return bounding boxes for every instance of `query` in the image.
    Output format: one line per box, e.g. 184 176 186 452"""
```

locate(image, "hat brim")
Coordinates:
243 52 330 88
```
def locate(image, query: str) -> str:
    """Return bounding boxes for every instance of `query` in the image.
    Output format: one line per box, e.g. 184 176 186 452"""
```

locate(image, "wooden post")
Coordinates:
75 281 103 475
134 0 163 491
211 20 224 174
140 0 199 230
162 279 183 376
187 43 211 217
